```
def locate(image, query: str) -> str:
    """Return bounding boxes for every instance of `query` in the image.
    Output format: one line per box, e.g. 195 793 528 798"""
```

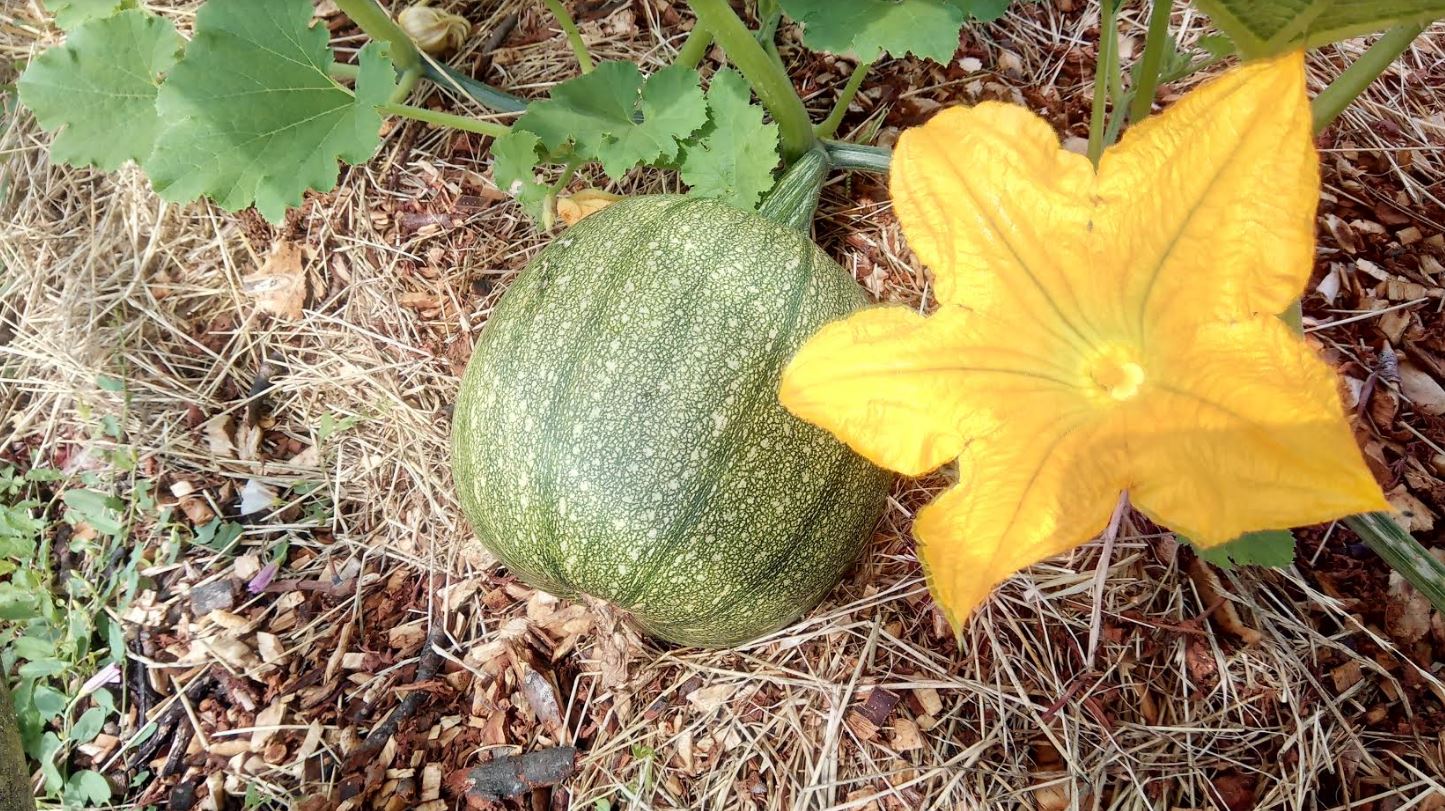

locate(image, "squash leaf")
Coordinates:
17 10 182 171
42 0 134 30
516 62 708 178
491 130 551 220
1193 0 1445 56
1186 529 1296 570
144 0 396 222
680 69 780 211
778 0 1010 62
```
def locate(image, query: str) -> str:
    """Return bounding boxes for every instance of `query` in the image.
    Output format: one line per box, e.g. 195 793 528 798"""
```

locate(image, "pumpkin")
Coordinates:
451 155 889 646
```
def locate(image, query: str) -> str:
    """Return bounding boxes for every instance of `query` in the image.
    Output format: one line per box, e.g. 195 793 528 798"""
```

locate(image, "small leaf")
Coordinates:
491 130 549 218
680 68 780 210
17 9 182 170
0 583 40 620
69 707 106 744
43 0 134 30
38 732 64 792
779 0 1002 61
516 62 707 177
1192 0 1445 55
65 769 112 805
1185 529 1296 570
145 0 397 222
62 489 123 536
18 658 69 680
29 685 67 719
12 635 58 662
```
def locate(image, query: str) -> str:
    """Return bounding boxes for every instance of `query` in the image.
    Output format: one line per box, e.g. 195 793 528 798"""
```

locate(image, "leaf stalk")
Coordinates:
675 25 713 68
379 102 510 137
1127 0 1173 125
542 0 595 74
1312 24 1423 135
333 0 420 70
816 59 872 140
688 0 816 163
1346 513 1445 614
1087 0 1120 166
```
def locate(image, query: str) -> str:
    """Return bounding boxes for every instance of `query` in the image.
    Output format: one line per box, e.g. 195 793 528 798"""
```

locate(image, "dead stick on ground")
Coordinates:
476 12 518 75
127 672 216 770
345 621 448 767
466 747 578 801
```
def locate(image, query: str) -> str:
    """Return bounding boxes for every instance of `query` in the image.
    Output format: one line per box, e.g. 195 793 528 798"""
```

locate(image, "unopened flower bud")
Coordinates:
398 4 470 54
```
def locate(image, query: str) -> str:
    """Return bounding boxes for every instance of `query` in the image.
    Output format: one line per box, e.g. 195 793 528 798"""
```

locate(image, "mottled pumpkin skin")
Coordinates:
451 196 890 646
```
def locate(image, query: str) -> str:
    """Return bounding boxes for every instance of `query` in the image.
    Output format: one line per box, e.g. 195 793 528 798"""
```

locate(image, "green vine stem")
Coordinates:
389 66 422 104
330 62 361 81
333 0 420 70
1346 513 1445 613
676 25 713 68
816 59 872 140
823 141 890 173
379 101 510 137
1087 0 1120 165
542 0 595 74
1127 0 1173 125
1312 23 1424 134
688 0 815 163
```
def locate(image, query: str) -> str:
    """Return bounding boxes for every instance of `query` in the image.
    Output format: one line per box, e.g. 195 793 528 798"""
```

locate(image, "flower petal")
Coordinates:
1097 51 1317 332
1129 317 1389 544
915 414 1126 629
779 306 1082 476
890 102 1099 347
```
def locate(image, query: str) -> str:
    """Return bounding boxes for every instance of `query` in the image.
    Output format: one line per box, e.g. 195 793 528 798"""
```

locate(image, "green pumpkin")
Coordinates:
452 163 889 646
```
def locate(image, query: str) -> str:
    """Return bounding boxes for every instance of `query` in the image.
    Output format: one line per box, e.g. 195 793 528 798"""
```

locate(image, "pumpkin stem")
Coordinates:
757 146 830 232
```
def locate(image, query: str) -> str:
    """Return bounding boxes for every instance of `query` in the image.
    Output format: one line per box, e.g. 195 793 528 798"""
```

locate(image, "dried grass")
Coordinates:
3 1 1444 807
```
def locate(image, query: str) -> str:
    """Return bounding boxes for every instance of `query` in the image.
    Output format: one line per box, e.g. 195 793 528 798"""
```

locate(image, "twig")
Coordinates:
127 672 216 770
476 12 519 75
344 621 448 767
159 723 194 778
465 747 578 801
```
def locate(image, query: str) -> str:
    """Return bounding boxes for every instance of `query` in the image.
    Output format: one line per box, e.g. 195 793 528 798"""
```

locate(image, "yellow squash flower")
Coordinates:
779 52 1389 629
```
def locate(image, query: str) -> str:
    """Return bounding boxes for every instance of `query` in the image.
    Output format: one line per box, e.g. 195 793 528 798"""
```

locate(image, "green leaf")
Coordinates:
192 518 243 552
95 374 124 392
43 0 134 31
69 707 106 744
38 732 64 792
65 769 112 805
680 69 780 210
1186 529 1296 570
516 62 707 178
29 685 67 719
0 583 41 620
17 9 182 171
18 658 69 680
145 0 396 222
779 0 1005 61
12 635 57 662
955 0 1011 22
62 489 124 536
491 130 549 219
1192 0 1445 55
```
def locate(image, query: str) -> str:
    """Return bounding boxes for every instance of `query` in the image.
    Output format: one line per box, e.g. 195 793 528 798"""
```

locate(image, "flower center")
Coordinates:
1086 350 1146 401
